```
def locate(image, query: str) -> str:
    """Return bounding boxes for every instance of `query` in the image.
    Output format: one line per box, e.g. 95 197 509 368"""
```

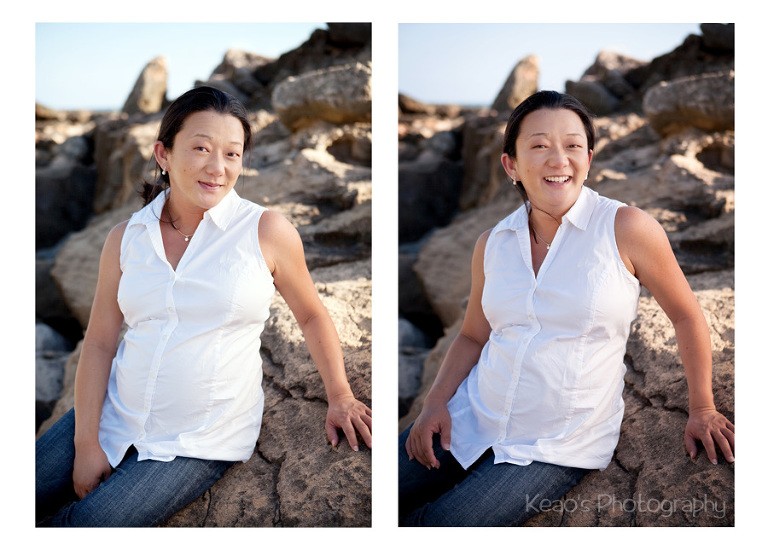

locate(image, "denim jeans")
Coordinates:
398 424 591 526
36 408 235 527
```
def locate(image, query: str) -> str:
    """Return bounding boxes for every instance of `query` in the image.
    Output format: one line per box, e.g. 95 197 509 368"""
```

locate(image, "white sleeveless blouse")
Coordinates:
447 186 640 470
98 189 275 466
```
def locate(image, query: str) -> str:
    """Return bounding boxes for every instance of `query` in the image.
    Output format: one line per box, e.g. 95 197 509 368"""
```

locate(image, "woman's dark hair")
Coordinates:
141 86 252 205
502 90 595 203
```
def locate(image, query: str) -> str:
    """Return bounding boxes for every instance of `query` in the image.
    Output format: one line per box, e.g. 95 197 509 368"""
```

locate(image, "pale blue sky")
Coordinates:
35 23 326 110
399 23 704 106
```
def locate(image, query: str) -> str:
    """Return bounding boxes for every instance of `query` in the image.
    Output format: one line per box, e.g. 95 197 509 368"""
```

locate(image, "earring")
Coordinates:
161 167 167 176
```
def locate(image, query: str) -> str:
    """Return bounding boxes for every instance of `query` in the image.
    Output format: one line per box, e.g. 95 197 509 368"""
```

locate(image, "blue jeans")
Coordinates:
36 408 235 527
398 425 591 526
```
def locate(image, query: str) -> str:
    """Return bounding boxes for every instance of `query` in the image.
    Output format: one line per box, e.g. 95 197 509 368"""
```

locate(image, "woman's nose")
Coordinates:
206 153 225 175
547 145 569 167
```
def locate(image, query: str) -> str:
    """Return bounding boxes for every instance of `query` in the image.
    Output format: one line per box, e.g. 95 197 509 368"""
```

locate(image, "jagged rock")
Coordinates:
565 78 621 116
643 71 735 137
92 117 160 214
122 57 168 116
491 54 539 112
35 158 97 249
398 157 463 243
272 62 372 130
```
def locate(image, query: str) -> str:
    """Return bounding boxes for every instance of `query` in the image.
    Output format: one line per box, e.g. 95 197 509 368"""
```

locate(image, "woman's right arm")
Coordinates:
72 222 127 499
405 230 492 469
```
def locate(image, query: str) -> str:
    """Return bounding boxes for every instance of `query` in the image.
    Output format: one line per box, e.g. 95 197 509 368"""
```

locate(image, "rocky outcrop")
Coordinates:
398 23 734 526
491 54 539 113
121 56 168 116
36 23 372 527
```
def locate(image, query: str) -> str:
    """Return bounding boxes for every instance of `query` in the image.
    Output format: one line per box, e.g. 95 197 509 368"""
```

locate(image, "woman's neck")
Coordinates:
164 194 204 236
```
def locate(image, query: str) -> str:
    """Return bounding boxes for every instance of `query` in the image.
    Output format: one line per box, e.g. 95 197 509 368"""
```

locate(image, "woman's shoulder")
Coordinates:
104 219 130 249
257 209 297 239
256 210 302 272
615 204 661 236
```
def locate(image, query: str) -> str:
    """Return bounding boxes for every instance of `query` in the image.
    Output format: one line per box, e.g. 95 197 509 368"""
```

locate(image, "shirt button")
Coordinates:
168 306 175 313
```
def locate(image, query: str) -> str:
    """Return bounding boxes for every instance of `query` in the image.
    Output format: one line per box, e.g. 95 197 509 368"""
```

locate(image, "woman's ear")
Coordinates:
154 141 169 171
500 153 518 181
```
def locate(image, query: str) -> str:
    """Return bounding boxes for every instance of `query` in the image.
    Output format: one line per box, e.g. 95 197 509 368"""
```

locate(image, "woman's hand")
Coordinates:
405 400 452 470
73 442 113 499
684 407 735 464
326 394 372 451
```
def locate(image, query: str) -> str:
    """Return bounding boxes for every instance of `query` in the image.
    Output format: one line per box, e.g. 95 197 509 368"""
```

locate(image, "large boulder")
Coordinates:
643 71 735 137
122 56 168 116
491 54 539 112
272 62 372 130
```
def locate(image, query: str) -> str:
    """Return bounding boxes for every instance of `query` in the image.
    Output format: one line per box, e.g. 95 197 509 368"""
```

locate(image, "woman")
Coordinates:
399 91 734 527
36 86 372 527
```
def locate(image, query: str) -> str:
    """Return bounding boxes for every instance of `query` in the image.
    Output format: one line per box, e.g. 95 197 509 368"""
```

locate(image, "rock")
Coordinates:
50 206 136 329
459 113 509 210
122 57 168 116
35 155 97 249
92 116 161 214
565 79 621 116
491 54 539 112
272 62 372 130
700 23 735 53
35 323 72 403
398 157 463 243
412 197 519 328
643 71 735 137
399 93 437 116
327 23 371 46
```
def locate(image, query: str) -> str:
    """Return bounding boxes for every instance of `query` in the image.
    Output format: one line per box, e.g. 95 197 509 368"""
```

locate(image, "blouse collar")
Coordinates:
500 185 598 233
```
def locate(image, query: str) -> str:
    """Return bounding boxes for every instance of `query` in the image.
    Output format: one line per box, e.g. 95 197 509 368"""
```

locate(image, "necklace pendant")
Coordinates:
546 243 550 250
184 236 190 242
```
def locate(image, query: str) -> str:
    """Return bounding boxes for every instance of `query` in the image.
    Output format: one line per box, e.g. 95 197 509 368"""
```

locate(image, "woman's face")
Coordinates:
155 110 245 214
502 108 593 215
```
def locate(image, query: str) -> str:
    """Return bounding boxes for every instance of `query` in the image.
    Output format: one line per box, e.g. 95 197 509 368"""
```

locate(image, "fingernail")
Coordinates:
353 445 359 452
711 458 718 465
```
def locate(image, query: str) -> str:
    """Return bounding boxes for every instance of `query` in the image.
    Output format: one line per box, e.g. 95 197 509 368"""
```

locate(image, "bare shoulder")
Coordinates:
615 206 670 250
107 220 130 242
258 210 299 241
615 205 676 281
257 210 303 272
100 220 130 263
474 228 493 255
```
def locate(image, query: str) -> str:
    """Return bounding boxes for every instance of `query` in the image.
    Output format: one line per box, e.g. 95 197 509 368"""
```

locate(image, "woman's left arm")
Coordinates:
259 210 372 451
616 206 734 464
